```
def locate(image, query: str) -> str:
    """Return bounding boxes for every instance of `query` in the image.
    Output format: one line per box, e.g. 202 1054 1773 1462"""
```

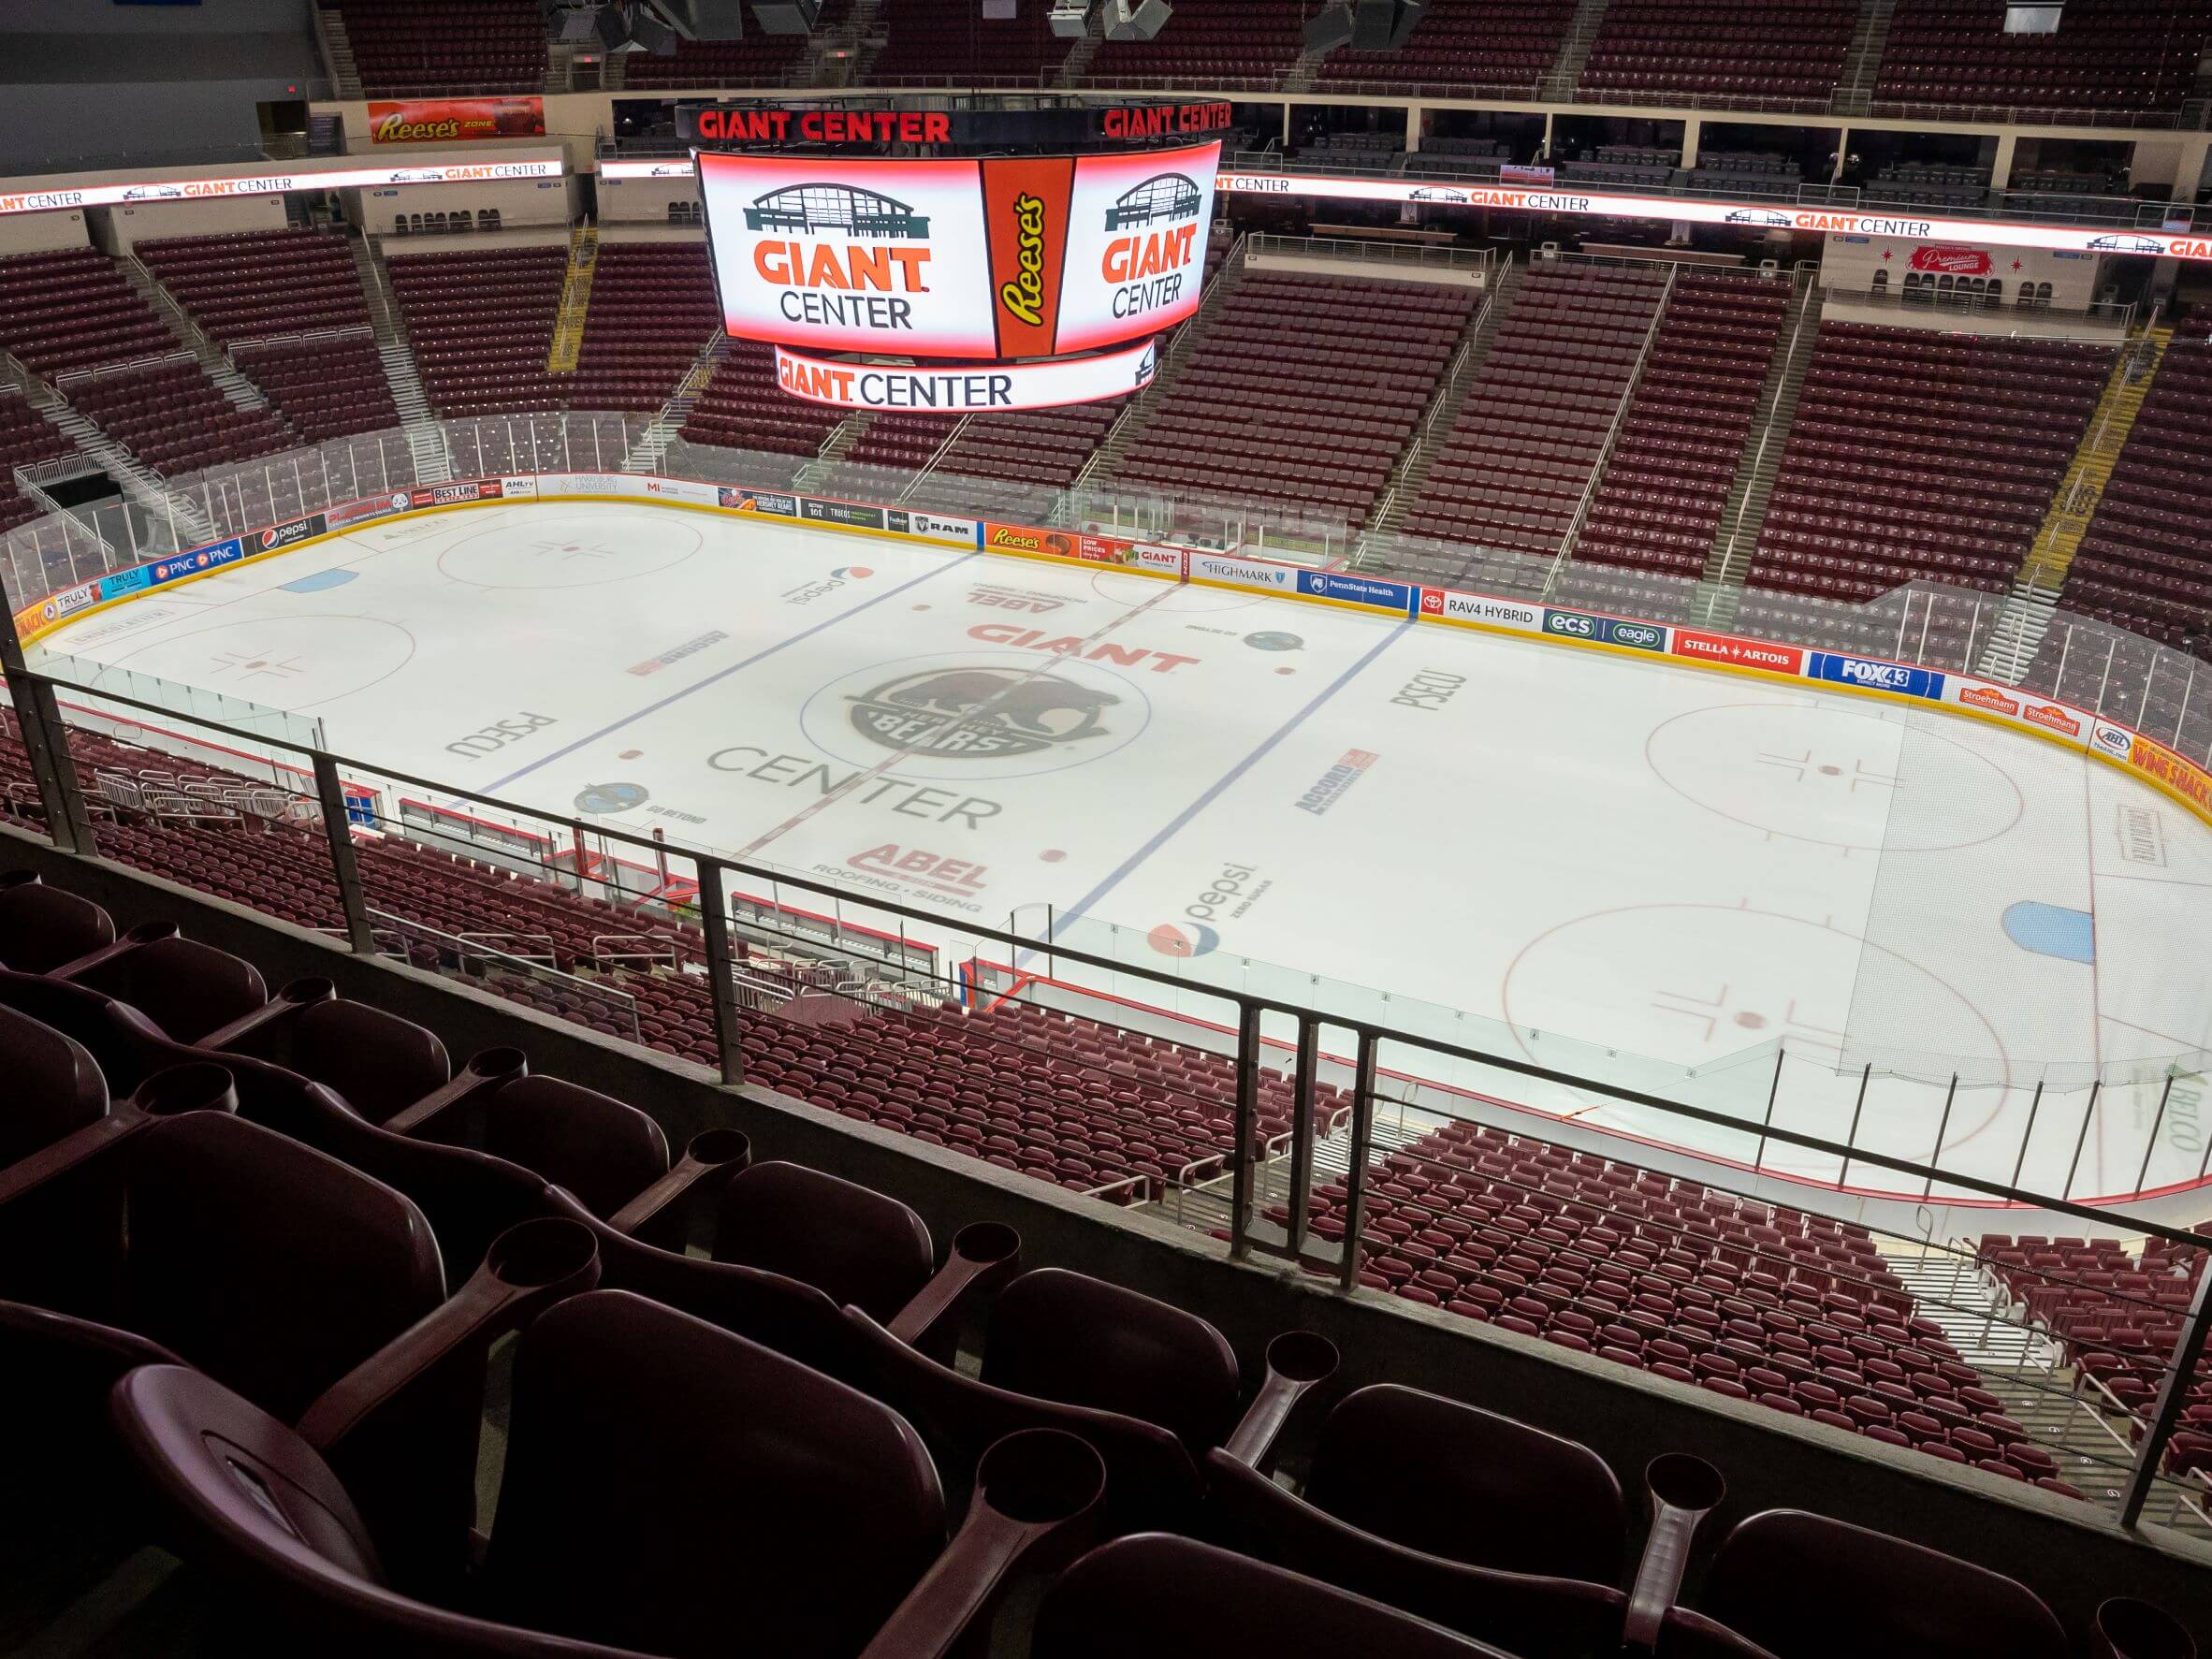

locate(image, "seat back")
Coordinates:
78 935 267 1043
0 873 113 972
485 1290 945 1659
286 998 452 1125
713 1159 935 1321
109 1001 556 1278
0 1001 106 1167
843 1304 1203 1532
110 1363 660 1656
122 1110 446 1422
1031 1535 1523 1658
1204 1449 1626 1656
978 1267 1243 1454
483 1076 667 1218
1302 1385 1627 1584
1696 1510 2070 1659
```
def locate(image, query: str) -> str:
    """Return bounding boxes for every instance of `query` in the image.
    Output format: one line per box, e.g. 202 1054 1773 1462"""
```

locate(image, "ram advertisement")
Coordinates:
695 143 1217 361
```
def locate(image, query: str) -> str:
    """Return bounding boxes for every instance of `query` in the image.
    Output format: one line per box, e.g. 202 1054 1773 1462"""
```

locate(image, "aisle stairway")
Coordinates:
2021 324 2170 592
1885 1243 2212 1538
1977 322 2170 681
1695 278 1823 615
352 235 447 486
1361 256 1523 544
546 225 600 375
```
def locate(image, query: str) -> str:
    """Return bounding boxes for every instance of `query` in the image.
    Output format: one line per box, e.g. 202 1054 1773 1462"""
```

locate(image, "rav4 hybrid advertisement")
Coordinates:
694 142 1219 361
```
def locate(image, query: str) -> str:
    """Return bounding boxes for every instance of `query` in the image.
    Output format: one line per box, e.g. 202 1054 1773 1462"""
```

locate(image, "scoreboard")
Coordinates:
694 142 1219 365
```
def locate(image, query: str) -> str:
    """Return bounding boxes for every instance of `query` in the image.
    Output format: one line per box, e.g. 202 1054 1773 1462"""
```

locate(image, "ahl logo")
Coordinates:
847 666 1117 759
2094 723 2134 758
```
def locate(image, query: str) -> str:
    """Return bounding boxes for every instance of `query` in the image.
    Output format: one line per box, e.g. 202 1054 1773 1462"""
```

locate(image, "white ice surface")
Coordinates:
37 502 2212 1201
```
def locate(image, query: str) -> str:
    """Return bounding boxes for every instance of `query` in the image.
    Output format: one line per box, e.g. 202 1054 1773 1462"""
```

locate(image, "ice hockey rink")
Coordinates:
34 499 2212 1204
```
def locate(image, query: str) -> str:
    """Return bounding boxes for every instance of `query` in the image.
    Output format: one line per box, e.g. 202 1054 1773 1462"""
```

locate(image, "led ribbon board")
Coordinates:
772 336 1158 411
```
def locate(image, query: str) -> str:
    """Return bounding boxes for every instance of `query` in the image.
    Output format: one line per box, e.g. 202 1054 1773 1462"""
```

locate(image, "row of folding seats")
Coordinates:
680 337 849 456
230 333 400 443
0 246 177 376
0 386 73 536
1085 0 1310 82
1 871 2190 1658
137 227 375 346
1112 268 1476 520
1317 0 1572 90
1296 1120 2112 1495
2059 340 2212 658
1977 1232 2212 1474
1748 321 2111 603
1402 265 1667 550
3 718 1290 1202
1579 0 1858 101
325 0 547 95
566 240 720 413
62 357 297 480
1875 0 2212 110
386 244 568 418
870 0 1072 80
1575 271 1790 578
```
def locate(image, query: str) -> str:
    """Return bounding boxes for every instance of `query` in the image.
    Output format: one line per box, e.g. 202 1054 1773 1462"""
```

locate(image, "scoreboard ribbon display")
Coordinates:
695 142 1219 361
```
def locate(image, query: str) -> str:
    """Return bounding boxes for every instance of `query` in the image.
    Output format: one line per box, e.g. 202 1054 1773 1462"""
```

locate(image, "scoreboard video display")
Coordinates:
695 141 1218 361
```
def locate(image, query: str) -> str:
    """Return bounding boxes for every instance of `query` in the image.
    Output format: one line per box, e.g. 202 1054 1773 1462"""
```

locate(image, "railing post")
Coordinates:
1836 1062 1872 1188
1283 1014 1320 1260
1923 1074 1957 1198
2063 1080 2101 1200
1752 1044 1786 1173
2134 1070 2177 1198
2119 1259 2212 1529
1227 1002 1261 1261
1337 1031 1378 1292
310 751 375 954
694 860 747 1086
2009 1077 2045 1189
1 655 95 855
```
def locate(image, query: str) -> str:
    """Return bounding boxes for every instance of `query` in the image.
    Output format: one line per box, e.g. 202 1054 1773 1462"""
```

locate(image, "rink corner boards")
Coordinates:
17 468 2211 834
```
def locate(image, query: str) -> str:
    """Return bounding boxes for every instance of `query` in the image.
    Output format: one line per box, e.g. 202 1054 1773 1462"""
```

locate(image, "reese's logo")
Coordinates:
1000 192 1048 327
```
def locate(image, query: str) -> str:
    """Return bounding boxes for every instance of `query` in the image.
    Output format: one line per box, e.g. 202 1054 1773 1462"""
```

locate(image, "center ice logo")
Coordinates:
847 665 1118 759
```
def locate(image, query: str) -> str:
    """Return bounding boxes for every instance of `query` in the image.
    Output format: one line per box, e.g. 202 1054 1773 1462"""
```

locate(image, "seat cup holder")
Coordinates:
466 1046 529 1084
132 1062 240 1120
858 1429 1105 1659
2095 1596 2196 1659
1219 1331 1341 1468
888 1222 1025 1347
485 1216 602 1297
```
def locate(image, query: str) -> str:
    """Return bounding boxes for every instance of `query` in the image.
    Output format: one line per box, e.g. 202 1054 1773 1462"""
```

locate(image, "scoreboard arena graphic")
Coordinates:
694 140 1218 408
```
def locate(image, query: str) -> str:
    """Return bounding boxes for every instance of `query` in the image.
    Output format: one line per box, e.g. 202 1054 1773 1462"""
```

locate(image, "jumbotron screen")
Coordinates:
695 142 1219 361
